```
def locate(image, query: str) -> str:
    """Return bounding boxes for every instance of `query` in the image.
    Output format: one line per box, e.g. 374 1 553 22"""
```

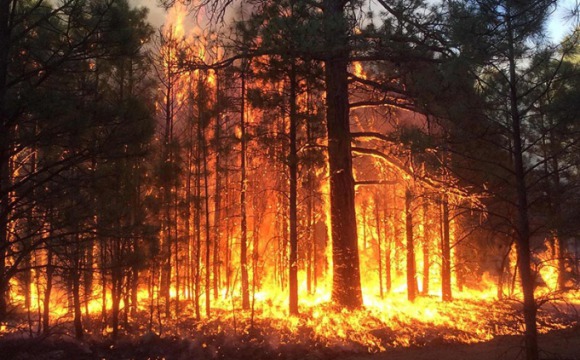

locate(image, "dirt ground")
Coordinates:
344 327 580 360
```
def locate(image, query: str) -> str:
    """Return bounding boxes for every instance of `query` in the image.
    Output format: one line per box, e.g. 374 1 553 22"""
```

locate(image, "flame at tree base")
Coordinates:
2 286 579 355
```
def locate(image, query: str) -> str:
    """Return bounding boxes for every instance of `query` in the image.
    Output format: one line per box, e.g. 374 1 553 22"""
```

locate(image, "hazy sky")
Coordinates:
132 0 167 29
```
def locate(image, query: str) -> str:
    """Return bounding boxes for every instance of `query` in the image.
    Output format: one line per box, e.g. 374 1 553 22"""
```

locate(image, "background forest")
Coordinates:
1 1 580 360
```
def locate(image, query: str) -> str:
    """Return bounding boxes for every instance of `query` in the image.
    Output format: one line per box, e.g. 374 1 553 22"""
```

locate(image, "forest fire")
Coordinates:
1 0 580 360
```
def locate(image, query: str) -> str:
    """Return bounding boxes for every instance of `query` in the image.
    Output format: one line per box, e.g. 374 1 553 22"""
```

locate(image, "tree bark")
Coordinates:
375 196 383 298
507 10 538 360
72 264 84 340
240 68 250 310
324 0 362 309
289 60 299 315
441 195 452 302
199 74 212 317
405 188 417 302
43 247 54 334
213 71 221 300
422 201 430 295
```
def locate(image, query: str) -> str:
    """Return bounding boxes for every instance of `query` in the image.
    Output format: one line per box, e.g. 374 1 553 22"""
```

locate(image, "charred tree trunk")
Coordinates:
173 183 180 316
162 108 173 320
84 240 93 317
111 264 122 341
324 0 362 308
240 68 250 310
289 60 299 315
508 52 538 360
547 128 566 291
200 75 212 317
185 104 194 302
43 247 54 334
100 240 108 327
213 71 221 301
306 169 314 294
130 266 139 319
506 11 538 360
422 201 430 295
72 255 84 340
385 225 392 293
441 195 452 302
194 122 202 320
405 188 417 302
375 196 383 298
288 61 298 315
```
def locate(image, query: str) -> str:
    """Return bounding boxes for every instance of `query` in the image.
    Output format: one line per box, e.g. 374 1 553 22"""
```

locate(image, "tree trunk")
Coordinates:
422 201 430 295
507 11 538 360
213 71 221 300
405 188 417 302
72 267 84 340
111 267 121 341
43 247 54 334
198 73 212 317
441 195 452 302
185 106 194 302
323 0 362 309
194 126 202 319
375 196 383 298
288 60 299 315
240 68 250 310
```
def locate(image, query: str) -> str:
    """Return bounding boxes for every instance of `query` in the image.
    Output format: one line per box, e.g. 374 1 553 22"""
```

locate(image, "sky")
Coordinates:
548 0 578 43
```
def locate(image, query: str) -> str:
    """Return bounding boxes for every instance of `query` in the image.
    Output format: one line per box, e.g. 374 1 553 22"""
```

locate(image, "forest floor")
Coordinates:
1 326 580 360
1 298 579 360
345 326 580 360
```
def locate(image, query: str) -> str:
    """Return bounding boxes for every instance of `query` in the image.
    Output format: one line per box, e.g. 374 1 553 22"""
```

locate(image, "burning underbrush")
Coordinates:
1 291 579 360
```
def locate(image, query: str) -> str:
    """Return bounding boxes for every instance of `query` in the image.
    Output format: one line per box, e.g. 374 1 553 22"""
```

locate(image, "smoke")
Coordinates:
131 0 167 28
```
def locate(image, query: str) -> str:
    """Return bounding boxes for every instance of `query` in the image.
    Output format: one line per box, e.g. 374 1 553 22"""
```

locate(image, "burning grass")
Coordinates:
1 291 579 359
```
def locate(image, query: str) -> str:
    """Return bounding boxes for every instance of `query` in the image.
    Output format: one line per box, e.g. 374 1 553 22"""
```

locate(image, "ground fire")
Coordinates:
1 1 580 360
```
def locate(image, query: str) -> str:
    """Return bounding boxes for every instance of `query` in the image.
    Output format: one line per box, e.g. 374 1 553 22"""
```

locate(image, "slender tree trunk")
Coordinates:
375 196 383 298
548 129 566 290
240 69 250 310
100 241 108 327
306 172 313 294
306 118 315 294
43 247 54 334
441 195 452 301
162 45 175 319
200 74 212 317
173 183 180 316
131 266 138 319
213 71 221 300
194 126 202 319
323 0 362 308
385 224 392 293
111 266 121 341
506 11 538 360
84 240 93 317
225 153 232 297
422 201 430 295
186 104 194 302
72 258 84 340
405 188 417 302
288 60 299 315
